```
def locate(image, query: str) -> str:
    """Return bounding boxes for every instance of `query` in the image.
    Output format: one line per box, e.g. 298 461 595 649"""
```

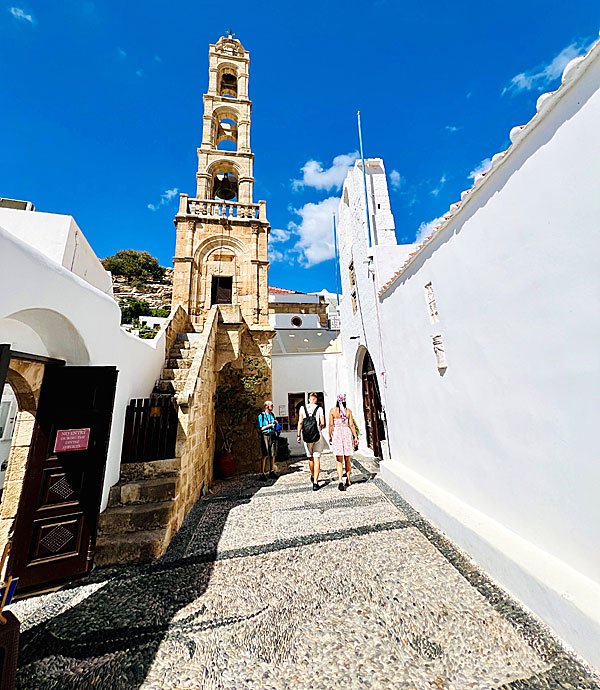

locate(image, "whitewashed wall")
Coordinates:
339 47 600 665
0 222 167 509
0 208 113 295
272 351 343 455
337 158 415 455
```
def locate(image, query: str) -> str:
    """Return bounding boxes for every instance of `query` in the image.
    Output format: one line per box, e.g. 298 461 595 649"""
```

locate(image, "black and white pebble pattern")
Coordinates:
9 454 600 690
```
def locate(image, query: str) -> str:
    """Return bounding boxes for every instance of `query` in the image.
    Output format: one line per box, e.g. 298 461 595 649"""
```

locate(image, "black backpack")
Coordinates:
301 406 320 443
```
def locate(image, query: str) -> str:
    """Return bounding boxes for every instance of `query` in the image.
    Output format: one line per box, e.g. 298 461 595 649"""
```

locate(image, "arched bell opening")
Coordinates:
212 171 239 201
216 117 238 151
219 72 238 98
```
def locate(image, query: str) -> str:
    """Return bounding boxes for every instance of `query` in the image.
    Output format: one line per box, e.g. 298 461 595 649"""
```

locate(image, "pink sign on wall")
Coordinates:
54 428 91 453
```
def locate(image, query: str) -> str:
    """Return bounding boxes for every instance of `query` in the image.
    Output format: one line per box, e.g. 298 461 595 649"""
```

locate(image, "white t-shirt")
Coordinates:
298 403 324 426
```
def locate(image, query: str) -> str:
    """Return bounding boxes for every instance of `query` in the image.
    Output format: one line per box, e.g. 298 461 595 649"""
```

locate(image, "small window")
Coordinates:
211 276 233 305
349 261 358 315
291 316 302 328
424 282 439 323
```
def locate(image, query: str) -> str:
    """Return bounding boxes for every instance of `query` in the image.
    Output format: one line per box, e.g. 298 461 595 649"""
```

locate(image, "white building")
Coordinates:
269 287 344 454
0 203 171 590
336 42 600 667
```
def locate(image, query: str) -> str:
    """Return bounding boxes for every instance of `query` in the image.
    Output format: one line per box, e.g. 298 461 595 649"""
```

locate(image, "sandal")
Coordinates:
338 482 346 492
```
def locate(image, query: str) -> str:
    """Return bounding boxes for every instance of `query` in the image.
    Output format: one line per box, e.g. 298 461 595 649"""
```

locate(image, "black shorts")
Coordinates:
260 433 278 457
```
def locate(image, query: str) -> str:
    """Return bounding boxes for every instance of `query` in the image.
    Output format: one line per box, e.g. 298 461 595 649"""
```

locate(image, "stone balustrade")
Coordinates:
180 194 265 221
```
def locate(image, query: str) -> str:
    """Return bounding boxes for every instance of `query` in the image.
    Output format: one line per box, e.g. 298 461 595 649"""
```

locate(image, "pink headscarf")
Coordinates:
337 394 347 422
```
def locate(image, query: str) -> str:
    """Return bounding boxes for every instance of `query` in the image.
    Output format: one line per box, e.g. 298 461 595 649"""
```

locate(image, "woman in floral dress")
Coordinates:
328 394 358 491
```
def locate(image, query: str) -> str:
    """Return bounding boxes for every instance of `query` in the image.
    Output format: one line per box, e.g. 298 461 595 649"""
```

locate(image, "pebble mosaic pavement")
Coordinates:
9 453 600 690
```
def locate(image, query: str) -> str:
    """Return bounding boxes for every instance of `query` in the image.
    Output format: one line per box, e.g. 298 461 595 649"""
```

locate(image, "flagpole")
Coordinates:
357 110 373 250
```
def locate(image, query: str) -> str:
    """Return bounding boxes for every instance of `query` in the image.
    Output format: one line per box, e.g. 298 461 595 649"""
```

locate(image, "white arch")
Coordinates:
5 308 90 364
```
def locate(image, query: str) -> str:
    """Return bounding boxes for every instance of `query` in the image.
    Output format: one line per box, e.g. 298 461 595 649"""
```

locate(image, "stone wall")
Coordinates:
112 268 173 311
165 308 220 542
268 300 328 328
0 359 44 568
216 326 273 474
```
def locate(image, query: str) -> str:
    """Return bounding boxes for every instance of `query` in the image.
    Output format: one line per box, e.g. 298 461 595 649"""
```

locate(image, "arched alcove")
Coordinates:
5 309 89 365
217 64 238 98
191 236 245 315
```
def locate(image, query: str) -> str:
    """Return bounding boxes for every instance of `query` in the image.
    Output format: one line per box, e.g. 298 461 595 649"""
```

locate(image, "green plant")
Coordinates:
214 382 256 453
138 326 159 339
354 418 360 439
119 298 152 324
214 357 270 454
102 249 166 282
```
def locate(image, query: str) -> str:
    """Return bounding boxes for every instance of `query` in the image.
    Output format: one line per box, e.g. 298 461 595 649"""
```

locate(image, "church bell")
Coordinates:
213 173 238 201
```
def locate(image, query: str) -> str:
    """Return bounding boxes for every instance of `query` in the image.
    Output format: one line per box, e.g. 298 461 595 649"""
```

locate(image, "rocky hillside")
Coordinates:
112 267 173 311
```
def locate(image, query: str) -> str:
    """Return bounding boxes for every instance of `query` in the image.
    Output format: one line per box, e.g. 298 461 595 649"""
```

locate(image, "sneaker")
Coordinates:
313 481 319 491
269 470 278 479
338 482 346 492
258 473 268 482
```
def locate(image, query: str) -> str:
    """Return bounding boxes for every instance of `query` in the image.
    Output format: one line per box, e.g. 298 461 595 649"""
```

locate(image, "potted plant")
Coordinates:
213 381 255 477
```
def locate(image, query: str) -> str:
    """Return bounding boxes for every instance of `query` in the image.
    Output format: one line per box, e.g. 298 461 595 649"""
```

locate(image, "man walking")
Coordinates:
297 392 325 490
258 400 278 481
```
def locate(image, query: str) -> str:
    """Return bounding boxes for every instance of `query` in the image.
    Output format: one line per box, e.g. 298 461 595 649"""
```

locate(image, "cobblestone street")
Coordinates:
9 454 600 690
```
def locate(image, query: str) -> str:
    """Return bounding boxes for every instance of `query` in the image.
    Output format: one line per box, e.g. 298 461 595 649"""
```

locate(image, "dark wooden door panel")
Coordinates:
9 364 117 593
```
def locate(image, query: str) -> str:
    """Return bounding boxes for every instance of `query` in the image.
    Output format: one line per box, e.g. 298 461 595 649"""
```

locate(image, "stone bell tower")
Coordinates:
171 34 271 330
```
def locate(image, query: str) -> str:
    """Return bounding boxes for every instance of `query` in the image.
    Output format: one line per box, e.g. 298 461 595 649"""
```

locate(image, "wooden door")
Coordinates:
9 364 117 593
211 276 233 305
362 354 383 459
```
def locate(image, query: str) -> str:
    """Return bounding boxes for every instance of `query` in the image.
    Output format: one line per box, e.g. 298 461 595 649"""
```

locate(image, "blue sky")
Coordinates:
2 1 598 292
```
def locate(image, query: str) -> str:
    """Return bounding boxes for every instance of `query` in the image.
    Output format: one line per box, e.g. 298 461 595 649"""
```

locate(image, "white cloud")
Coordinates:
289 196 339 266
148 187 178 211
445 125 460 132
270 228 291 243
136 68 144 78
503 39 591 95
292 152 358 191
430 174 447 197
468 157 492 180
269 248 284 263
415 215 445 244
10 7 34 23
154 54 162 63
117 47 127 59
389 170 404 190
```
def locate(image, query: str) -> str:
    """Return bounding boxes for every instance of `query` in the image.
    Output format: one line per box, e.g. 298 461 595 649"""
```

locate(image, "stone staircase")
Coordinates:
153 332 201 396
95 458 181 565
95 333 201 566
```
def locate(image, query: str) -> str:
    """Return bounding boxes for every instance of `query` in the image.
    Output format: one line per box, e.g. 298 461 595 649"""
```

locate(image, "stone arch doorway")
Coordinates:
361 350 384 460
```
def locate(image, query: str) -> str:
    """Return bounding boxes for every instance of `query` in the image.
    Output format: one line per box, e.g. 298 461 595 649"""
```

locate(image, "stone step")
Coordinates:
95 528 168 566
170 341 195 351
154 380 176 394
98 501 173 535
166 357 192 369
154 379 185 394
120 457 181 482
169 346 196 358
177 332 203 343
108 476 179 507
160 368 189 381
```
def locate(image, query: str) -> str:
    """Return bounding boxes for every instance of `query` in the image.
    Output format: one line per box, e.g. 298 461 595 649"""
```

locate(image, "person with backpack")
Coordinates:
258 400 279 481
297 392 325 490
